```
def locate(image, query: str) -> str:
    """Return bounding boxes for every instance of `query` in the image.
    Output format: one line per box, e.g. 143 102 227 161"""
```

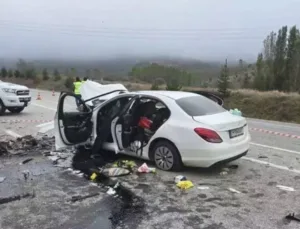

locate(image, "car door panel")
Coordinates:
55 92 93 150
111 95 140 153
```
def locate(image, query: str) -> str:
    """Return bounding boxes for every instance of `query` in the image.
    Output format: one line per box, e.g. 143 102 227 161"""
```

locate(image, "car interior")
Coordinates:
96 96 171 155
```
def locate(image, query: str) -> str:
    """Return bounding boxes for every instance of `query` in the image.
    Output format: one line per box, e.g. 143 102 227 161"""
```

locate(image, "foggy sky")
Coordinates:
0 0 299 62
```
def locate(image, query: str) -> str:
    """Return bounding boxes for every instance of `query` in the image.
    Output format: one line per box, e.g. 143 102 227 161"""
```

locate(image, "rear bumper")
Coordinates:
180 135 250 168
2 95 31 107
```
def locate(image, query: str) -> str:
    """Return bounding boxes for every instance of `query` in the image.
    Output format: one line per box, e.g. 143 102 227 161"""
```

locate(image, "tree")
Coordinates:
42 68 49 81
285 26 300 91
273 26 288 90
8 69 13 78
242 72 251 88
217 59 230 97
14 70 20 78
25 68 36 79
253 53 265 90
1 67 7 78
53 69 61 81
165 77 182 91
64 76 74 90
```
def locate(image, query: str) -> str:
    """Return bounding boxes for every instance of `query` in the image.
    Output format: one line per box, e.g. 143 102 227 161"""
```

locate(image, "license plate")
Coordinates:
229 127 244 138
20 97 31 102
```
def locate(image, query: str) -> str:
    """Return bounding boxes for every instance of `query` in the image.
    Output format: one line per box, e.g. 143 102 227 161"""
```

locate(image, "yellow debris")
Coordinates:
90 173 97 181
176 180 194 190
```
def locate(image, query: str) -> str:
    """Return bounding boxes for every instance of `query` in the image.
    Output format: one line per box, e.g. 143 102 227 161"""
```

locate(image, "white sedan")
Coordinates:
55 82 250 171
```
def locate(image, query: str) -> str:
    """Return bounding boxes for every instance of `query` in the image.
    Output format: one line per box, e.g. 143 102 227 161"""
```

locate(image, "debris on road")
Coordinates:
70 193 100 203
107 187 116 195
22 170 30 181
258 155 268 159
174 175 187 183
228 187 241 194
286 213 300 222
220 171 228 176
0 192 35 205
176 180 194 190
174 175 194 190
137 163 156 173
276 185 295 192
102 168 131 177
197 186 210 190
0 177 6 183
228 164 239 169
19 158 34 165
113 160 137 171
222 168 230 172
0 135 54 156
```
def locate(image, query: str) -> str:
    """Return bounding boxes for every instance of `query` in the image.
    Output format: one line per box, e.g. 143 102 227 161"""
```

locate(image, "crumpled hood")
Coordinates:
0 82 29 90
80 80 128 106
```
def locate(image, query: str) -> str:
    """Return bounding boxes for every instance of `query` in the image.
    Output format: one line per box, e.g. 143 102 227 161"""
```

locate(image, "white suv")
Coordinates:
0 80 31 115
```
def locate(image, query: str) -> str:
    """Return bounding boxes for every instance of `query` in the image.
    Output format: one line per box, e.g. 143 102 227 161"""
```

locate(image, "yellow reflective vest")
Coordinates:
73 81 82 94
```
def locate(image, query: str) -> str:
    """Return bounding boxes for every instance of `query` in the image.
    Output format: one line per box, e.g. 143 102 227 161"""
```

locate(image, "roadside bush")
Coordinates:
64 76 74 90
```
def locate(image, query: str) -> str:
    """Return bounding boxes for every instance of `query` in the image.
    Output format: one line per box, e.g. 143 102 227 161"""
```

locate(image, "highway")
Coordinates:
1 88 300 228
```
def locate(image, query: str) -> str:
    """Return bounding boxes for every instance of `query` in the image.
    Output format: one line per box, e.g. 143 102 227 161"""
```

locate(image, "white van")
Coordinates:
0 80 31 115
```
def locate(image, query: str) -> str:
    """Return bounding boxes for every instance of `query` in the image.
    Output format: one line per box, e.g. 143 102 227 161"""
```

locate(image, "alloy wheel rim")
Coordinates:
154 146 174 170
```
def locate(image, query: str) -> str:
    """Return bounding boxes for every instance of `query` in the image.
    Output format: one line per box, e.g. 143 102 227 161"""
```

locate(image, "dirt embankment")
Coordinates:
224 90 300 124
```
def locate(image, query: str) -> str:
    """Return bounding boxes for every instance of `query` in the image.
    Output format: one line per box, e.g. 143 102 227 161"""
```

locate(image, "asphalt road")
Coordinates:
1 89 300 229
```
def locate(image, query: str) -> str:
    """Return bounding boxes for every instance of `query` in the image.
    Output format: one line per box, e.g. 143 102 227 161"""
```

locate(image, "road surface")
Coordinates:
1 89 300 229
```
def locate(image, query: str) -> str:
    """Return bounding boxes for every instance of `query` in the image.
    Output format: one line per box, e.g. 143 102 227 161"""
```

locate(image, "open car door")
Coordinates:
55 92 93 150
111 95 141 154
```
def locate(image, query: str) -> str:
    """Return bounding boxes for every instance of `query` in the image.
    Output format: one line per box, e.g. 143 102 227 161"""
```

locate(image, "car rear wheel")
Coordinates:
152 140 183 171
0 100 6 116
7 107 24 114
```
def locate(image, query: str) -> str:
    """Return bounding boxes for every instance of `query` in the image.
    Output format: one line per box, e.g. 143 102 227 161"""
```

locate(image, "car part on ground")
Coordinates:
286 213 300 222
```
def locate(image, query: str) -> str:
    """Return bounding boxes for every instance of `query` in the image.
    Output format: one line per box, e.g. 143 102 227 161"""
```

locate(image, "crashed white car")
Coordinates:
55 80 251 171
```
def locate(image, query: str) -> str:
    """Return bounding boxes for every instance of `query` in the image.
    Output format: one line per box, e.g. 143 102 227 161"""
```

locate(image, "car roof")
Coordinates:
130 90 199 100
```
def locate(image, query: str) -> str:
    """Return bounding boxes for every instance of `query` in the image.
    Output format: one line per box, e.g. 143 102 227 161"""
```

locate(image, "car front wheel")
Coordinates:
7 107 24 114
152 140 183 171
0 100 6 116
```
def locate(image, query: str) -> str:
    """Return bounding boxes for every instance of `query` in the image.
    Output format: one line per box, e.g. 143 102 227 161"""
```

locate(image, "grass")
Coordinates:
3 77 300 124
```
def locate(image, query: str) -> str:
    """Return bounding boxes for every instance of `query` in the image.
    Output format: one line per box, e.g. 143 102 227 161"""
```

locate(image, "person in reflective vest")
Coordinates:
73 77 82 107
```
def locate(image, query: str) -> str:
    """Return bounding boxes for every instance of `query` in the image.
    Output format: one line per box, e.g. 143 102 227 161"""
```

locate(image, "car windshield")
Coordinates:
176 95 226 116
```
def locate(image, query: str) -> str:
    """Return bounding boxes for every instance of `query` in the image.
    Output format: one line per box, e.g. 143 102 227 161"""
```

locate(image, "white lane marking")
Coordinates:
36 121 55 133
5 130 22 138
36 121 54 128
242 157 300 174
250 142 300 156
31 103 57 111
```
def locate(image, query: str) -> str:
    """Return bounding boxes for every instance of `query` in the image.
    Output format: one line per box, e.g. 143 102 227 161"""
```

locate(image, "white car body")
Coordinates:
55 81 250 170
0 80 31 115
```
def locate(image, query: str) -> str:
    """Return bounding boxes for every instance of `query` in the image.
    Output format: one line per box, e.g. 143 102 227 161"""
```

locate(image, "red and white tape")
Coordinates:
0 119 52 124
250 127 300 139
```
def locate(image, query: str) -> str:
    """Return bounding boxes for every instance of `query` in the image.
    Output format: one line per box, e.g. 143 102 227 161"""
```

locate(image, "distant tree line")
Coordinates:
251 25 300 92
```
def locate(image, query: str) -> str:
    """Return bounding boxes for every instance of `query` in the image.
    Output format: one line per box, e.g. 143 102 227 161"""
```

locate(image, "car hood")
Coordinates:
0 82 29 90
80 80 128 106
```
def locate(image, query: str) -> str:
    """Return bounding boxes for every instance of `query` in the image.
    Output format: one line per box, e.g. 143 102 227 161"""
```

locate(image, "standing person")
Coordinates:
73 77 82 107
83 77 88 81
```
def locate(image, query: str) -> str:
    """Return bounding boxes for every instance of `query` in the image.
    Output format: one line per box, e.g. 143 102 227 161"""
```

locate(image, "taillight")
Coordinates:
194 128 223 143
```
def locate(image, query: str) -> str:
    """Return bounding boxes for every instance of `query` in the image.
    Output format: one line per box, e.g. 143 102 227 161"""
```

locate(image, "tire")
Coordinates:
7 107 24 114
151 140 183 171
0 100 6 116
